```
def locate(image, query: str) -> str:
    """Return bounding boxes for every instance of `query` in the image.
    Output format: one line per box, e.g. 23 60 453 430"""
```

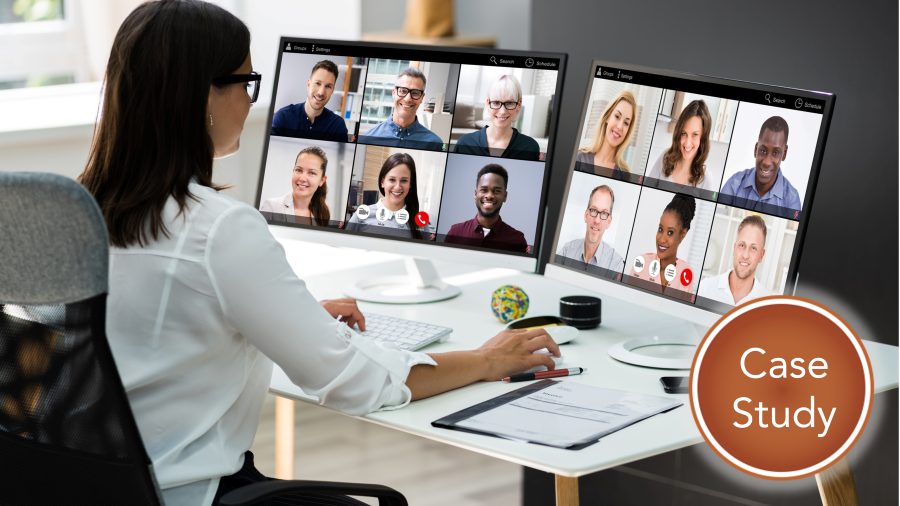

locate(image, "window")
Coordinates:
0 0 89 90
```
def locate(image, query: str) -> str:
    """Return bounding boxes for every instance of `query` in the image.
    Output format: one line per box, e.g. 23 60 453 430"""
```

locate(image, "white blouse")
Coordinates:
106 182 436 506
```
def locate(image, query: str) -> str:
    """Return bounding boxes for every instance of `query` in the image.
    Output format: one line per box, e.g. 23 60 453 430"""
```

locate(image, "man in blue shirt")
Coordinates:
271 60 349 141
719 116 802 220
359 67 444 151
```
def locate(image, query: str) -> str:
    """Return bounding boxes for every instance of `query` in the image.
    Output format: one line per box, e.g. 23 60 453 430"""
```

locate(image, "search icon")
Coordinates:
765 93 771 103
490 56 497 65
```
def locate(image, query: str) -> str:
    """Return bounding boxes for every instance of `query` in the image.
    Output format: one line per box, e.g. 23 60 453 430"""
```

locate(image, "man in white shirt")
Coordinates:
698 215 770 306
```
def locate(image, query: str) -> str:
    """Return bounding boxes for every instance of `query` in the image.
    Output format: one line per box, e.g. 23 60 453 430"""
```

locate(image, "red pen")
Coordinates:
503 367 586 382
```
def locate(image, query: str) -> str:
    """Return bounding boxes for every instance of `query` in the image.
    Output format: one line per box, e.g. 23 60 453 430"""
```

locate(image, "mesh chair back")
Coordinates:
0 173 162 506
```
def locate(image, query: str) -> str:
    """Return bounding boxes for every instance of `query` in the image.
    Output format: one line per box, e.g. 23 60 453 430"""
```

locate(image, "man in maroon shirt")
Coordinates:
443 164 528 252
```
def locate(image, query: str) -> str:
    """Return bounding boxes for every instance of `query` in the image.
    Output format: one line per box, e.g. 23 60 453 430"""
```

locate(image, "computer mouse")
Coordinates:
525 349 564 373
544 325 579 345
506 316 579 345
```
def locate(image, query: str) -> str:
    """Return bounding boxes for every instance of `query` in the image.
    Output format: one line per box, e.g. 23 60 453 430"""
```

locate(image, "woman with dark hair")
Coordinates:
645 100 715 193
78 2 557 505
346 152 430 239
628 194 697 294
259 146 330 226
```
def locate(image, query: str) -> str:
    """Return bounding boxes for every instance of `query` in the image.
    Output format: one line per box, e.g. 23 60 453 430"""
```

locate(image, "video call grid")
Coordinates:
260 42 564 258
553 68 826 313
575 71 818 222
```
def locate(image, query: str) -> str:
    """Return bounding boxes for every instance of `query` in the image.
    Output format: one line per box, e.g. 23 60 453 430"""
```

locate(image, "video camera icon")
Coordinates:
356 204 370 220
632 256 645 273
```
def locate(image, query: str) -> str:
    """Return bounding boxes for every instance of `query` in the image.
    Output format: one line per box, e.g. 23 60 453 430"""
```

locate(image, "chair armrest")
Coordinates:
219 479 408 506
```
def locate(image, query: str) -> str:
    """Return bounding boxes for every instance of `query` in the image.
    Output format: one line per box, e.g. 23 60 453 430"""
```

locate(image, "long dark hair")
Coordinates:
79 0 250 247
662 100 711 187
378 152 422 240
296 146 330 226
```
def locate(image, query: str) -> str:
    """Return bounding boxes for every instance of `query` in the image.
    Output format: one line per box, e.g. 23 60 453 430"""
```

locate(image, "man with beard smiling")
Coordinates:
271 60 348 140
698 215 770 305
444 164 528 252
360 67 443 150
557 185 624 278
719 116 802 219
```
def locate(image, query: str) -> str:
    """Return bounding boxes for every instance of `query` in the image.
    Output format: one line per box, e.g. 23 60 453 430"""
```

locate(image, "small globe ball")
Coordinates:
491 285 529 323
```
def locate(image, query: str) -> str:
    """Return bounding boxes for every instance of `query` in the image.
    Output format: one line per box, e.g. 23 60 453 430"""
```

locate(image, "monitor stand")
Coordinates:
343 257 461 304
606 320 705 369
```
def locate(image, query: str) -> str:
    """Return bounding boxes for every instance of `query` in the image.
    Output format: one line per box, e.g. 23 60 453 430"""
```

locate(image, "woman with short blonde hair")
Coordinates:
455 74 540 161
577 91 637 179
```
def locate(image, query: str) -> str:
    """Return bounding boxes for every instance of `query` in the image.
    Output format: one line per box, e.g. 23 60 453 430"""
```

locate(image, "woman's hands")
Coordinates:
405 328 561 401
474 328 561 381
320 298 366 331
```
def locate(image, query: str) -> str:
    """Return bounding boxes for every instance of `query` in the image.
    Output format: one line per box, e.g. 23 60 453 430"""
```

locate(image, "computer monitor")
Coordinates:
256 38 567 302
544 60 835 328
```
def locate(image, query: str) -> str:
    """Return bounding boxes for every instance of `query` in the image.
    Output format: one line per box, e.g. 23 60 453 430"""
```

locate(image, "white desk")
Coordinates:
269 257 899 504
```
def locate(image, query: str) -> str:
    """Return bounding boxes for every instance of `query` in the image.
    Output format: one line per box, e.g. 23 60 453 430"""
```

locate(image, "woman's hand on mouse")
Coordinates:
320 298 366 332
475 328 561 381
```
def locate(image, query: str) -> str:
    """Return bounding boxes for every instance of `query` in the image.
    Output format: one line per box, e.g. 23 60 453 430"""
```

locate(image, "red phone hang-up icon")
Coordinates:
526 245 532 254
415 212 429 227
681 268 693 286
794 210 799 219
339 221 343 228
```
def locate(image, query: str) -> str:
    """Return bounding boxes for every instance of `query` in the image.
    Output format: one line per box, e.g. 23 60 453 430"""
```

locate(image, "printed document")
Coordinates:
456 382 682 448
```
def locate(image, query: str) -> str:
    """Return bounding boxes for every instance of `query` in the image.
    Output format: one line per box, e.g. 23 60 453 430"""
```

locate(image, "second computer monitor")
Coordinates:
256 39 566 272
546 60 834 323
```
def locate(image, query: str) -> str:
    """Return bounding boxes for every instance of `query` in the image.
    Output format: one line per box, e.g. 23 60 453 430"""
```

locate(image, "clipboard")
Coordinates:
431 379 683 451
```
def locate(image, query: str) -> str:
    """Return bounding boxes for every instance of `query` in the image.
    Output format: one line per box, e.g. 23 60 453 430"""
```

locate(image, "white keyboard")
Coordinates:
358 313 452 351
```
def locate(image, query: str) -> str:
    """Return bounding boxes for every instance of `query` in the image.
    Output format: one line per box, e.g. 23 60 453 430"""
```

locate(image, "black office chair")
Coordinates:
0 172 407 506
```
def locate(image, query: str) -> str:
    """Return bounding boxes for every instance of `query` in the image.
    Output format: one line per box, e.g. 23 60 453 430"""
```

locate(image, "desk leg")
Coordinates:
275 397 295 479
815 456 859 506
555 475 579 506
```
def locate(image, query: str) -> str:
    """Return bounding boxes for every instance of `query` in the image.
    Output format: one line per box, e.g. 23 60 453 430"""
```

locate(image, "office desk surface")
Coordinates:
269 257 900 478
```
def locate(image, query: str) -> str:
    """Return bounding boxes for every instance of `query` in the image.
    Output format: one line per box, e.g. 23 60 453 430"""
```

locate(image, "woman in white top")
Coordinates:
644 100 716 194
77 2 559 506
259 146 330 226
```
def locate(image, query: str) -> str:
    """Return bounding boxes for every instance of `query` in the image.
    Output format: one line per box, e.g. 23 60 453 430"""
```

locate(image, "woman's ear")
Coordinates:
320 175 327 187
680 228 688 241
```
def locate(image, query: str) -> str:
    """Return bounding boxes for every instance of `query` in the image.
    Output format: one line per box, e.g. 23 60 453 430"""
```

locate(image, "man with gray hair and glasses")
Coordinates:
360 67 444 150
557 185 625 278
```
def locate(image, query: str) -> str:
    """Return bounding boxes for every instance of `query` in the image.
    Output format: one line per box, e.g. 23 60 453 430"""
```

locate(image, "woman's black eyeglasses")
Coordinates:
212 72 262 103
489 100 519 110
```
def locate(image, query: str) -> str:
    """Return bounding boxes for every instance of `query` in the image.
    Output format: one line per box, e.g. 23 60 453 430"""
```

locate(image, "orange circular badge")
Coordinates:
690 296 873 480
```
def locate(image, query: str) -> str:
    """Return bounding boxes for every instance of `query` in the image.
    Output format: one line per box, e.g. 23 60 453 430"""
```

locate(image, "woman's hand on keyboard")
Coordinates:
320 298 366 332
476 328 561 381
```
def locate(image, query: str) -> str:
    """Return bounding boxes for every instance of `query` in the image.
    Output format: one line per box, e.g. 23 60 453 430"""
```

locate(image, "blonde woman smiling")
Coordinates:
576 91 637 181
455 74 540 161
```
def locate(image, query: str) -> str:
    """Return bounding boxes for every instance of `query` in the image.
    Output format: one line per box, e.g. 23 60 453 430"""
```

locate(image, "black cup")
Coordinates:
559 295 601 329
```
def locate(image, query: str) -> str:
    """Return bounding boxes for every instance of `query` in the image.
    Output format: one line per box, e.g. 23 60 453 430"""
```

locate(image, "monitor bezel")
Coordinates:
545 58 836 319
255 37 568 272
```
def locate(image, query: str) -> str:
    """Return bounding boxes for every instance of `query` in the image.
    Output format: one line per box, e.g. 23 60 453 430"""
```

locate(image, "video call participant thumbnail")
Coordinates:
645 100 716 193
719 116 802 219
444 164 527 252
346 152 428 239
259 146 330 226
628 193 697 294
557 185 624 276
454 74 540 161
698 215 770 306
360 67 443 150
271 60 348 140
576 91 636 182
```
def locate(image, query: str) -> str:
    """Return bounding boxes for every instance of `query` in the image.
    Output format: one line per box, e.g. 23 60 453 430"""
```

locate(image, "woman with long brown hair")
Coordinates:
259 146 331 226
576 91 637 180
346 152 428 239
77 2 557 504
645 99 716 192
